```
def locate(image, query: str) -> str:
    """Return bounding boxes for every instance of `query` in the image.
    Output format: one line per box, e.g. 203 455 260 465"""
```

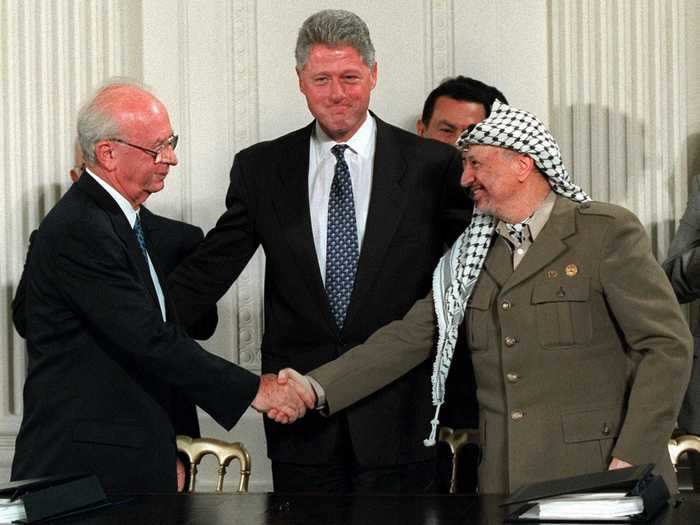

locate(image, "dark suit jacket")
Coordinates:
12 202 220 444
11 174 259 494
12 207 219 342
168 116 471 466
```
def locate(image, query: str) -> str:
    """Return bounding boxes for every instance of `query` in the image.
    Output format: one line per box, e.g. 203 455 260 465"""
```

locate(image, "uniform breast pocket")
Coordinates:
531 279 592 348
466 285 495 352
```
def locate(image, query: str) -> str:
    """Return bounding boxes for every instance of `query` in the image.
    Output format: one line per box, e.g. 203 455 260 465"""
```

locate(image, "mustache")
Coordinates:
462 185 480 200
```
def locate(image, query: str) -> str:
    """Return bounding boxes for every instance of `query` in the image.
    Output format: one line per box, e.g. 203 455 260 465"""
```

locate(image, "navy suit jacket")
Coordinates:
11 174 259 494
169 116 472 466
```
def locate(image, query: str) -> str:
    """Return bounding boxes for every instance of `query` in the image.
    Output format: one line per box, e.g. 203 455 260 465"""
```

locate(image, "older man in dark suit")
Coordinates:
12 199 219 491
168 9 471 493
11 82 308 494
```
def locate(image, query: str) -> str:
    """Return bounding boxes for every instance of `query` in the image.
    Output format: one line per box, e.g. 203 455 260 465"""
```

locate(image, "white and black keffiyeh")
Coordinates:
424 100 591 446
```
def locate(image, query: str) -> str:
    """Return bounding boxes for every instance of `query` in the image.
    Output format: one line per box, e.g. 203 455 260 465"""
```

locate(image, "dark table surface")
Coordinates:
58 492 700 524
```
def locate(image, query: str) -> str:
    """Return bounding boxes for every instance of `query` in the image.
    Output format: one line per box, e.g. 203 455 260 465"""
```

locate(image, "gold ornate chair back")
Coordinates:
438 426 480 494
176 435 251 492
668 434 700 471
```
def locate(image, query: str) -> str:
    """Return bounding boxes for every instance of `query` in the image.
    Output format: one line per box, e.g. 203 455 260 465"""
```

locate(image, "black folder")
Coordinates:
503 464 669 522
0 473 111 523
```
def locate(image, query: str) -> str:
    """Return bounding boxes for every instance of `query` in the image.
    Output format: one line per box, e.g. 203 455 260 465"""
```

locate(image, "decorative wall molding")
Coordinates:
231 0 263 372
549 0 687 259
424 0 454 94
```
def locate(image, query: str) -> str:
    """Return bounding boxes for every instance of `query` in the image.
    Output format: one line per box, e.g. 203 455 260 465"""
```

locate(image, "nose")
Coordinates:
329 79 345 101
159 146 178 166
460 161 474 188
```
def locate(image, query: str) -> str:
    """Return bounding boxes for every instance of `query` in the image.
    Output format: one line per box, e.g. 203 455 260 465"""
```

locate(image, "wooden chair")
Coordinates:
669 434 700 471
176 435 251 492
438 426 480 494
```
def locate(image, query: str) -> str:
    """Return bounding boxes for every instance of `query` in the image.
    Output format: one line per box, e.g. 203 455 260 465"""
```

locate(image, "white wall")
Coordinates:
0 0 692 491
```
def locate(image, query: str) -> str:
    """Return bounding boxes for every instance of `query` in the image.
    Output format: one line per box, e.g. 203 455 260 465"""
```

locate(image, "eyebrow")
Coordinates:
435 119 458 129
149 133 174 148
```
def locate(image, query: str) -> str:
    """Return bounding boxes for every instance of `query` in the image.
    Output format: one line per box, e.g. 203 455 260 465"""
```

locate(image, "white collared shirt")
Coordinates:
308 113 377 284
86 169 166 321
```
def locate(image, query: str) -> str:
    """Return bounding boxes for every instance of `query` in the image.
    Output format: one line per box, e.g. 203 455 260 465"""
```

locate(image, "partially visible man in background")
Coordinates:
11 81 308 494
663 178 700 489
417 76 508 146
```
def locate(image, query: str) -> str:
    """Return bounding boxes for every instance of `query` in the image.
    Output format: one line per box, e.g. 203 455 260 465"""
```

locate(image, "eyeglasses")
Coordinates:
110 134 179 162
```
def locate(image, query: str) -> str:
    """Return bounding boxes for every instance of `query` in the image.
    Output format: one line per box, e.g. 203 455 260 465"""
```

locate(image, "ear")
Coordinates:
416 119 426 136
94 140 117 171
369 62 378 90
515 154 536 182
296 67 306 95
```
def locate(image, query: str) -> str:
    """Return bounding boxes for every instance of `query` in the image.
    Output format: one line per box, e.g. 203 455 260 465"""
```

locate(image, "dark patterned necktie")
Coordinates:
325 144 359 330
133 214 149 263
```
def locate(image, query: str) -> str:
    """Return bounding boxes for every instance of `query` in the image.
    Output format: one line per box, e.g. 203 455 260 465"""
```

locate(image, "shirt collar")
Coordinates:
85 168 140 228
313 112 375 159
496 190 557 243
528 190 557 240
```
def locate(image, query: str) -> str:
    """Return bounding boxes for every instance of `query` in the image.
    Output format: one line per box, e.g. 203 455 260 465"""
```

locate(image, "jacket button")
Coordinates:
501 300 512 311
511 410 524 420
602 423 611 436
504 336 518 347
506 372 520 383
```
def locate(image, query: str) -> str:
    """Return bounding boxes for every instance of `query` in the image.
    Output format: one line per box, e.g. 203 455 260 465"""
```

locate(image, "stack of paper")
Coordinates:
0 498 27 524
520 492 644 521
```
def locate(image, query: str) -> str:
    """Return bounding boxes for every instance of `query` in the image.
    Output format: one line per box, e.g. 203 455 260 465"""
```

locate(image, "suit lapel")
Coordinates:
344 117 408 328
501 196 577 294
484 236 514 287
76 174 161 309
270 123 338 330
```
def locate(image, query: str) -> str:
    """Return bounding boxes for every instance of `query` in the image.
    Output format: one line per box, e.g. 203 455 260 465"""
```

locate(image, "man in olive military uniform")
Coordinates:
279 101 693 495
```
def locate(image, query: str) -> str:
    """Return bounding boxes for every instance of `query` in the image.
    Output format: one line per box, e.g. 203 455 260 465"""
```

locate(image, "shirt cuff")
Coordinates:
306 375 327 411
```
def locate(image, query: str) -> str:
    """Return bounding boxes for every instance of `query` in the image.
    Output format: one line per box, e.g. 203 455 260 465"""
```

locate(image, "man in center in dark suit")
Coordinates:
168 9 471 493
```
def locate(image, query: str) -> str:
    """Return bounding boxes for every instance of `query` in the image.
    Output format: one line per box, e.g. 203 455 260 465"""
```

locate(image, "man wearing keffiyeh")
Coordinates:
283 101 692 494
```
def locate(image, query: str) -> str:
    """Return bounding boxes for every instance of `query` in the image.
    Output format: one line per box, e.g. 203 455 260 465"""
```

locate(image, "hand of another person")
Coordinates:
266 368 317 422
176 457 186 492
608 457 633 470
251 373 307 423
277 368 316 408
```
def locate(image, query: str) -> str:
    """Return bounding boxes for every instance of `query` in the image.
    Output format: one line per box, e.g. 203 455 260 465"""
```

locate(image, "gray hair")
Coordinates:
295 9 375 69
76 78 150 164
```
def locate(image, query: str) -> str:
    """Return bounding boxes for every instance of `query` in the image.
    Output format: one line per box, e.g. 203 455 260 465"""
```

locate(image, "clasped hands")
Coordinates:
251 369 316 423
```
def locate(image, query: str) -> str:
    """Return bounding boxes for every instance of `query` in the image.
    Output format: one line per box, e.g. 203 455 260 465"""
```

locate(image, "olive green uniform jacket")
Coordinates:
310 197 692 494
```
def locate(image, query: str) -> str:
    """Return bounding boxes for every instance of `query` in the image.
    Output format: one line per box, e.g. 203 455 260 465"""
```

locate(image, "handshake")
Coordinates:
251 369 318 424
